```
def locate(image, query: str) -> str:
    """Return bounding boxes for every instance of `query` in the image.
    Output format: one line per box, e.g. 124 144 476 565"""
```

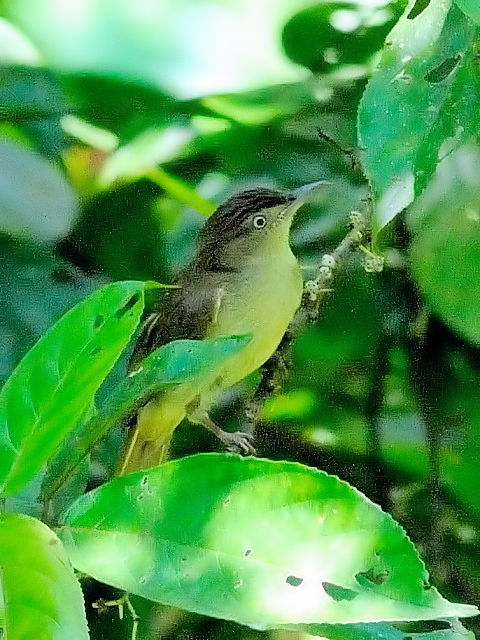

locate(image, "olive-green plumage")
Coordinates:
120 183 325 474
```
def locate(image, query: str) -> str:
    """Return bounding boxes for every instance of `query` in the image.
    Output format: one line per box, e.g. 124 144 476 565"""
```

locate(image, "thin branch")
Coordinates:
316 127 365 175
93 594 139 640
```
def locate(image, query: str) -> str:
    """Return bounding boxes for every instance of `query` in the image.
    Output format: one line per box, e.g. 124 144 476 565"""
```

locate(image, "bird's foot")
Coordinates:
188 406 257 456
222 431 256 456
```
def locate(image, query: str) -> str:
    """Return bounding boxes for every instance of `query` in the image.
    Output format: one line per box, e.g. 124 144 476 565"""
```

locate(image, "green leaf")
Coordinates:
282 2 400 73
358 1 478 231
43 335 250 499
408 145 480 345
0 137 78 241
58 454 477 628
0 281 148 496
0 513 89 640
293 619 475 640
148 168 215 217
455 0 480 23
98 126 194 186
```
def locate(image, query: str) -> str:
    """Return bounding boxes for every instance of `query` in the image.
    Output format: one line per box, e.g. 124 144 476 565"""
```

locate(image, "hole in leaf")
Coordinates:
425 56 461 83
355 568 389 586
286 575 303 587
407 0 430 19
322 582 358 601
94 314 105 328
140 475 148 487
223 496 231 506
234 579 243 589
423 580 432 590
115 292 141 318
139 576 147 585
244 549 252 557
90 346 102 356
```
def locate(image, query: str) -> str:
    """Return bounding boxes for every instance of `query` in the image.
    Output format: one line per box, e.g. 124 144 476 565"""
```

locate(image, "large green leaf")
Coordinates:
43 335 251 498
58 454 477 629
0 513 89 640
0 137 78 241
295 619 475 640
0 281 149 496
358 0 478 231
408 145 480 345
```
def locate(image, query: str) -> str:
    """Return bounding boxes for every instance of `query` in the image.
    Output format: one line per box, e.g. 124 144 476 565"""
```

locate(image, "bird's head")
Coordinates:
196 182 329 270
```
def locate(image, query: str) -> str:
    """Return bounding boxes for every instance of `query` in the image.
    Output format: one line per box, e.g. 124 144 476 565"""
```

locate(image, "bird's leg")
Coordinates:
187 405 256 455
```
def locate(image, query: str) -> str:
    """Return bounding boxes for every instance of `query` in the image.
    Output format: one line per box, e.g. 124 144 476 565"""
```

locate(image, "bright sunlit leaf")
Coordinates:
58 455 477 629
0 513 89 640
0 281 150 496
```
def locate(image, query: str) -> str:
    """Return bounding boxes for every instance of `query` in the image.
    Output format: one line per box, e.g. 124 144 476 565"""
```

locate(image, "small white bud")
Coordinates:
305 279 320 301
373 255 385 272
318 265 333 280
363 257 375 273
321 254 336 269
349 210 363 227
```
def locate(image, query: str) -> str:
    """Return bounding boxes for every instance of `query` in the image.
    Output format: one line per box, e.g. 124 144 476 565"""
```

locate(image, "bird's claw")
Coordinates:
224 431 256 456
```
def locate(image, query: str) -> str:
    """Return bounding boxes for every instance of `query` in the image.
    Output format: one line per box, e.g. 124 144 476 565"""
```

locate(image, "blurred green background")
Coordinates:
1 0 480 638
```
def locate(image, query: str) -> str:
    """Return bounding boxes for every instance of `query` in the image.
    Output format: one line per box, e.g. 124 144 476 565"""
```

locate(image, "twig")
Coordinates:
245 199 374 432
93 594 139 640
316 127 365 175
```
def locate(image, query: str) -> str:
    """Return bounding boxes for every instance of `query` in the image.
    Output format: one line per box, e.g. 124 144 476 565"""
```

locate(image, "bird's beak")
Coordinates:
281 180 331 223
291 180 331 204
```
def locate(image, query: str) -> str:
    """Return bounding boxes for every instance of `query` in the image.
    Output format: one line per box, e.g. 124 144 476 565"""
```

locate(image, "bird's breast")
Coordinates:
207 250 303 387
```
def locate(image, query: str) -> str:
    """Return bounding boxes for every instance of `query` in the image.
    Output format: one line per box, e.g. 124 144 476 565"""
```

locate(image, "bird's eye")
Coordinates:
253 214 266 229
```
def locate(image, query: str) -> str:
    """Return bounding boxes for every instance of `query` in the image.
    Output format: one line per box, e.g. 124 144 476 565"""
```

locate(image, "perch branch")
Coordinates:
93 594 139 640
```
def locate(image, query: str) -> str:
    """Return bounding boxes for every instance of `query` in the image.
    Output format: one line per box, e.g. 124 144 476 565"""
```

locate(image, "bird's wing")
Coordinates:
128 280 224 371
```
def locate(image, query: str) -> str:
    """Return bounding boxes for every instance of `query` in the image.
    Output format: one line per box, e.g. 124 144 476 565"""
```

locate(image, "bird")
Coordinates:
119 182 327 474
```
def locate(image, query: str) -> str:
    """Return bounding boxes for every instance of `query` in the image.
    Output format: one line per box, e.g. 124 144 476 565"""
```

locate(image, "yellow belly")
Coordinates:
206 251 303 388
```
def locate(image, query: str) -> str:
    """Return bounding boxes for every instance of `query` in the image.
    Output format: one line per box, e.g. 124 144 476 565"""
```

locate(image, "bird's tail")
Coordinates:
118 396 185 475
